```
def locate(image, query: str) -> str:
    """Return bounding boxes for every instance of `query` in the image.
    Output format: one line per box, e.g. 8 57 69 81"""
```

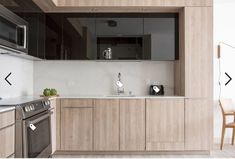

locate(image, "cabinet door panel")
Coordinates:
50 99 57 153
185 99 213 150
146 99 184 151
53 0 185 7
0 125 15 158
94 99 119 151
184 7 213 98
144 0 185 6
61 99 93 151
186 0 213 6
120 99 145 151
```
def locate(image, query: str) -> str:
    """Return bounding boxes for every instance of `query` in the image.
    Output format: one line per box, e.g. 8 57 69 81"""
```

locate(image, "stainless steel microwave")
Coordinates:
0 5 28 54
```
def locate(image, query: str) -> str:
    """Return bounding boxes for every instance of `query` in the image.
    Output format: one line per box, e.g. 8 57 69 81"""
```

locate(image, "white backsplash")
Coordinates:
34 61 174 96
0 54 33 98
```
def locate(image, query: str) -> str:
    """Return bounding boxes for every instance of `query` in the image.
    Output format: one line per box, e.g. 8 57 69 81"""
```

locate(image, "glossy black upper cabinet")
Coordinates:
144 14 179 61
95 13 178 61
96 13 144 60
45 13 178 61
45 14 96 60
0 0 46 59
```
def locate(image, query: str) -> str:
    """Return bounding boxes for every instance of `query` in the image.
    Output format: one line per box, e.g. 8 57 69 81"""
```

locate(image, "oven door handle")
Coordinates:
26 112 53 126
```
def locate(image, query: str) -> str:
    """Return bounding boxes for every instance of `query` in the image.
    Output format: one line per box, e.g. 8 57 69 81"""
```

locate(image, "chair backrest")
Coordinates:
219 99 235 115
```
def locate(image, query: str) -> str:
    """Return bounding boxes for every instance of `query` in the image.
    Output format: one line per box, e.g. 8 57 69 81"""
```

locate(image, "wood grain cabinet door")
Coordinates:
0 110 15 158
61 99 93 151
0 125 15 158
52 0 185 7
184 7 213 98
186 0 213 6
120 99 145 151
146 99 184 151
50 99 58 153
94 99 119 151
185 99 213 151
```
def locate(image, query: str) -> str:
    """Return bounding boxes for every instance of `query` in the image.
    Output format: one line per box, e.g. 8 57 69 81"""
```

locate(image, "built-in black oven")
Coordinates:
23 111 52 158
15 99 52 158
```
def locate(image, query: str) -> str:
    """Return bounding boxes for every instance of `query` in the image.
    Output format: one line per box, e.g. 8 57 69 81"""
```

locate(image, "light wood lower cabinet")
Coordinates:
120 99 145 151
0 110 15 158
50 99 57 153
61 99 93 151
146 99 184 151
0 125 15 158
94 99 119 151
185 99 213 151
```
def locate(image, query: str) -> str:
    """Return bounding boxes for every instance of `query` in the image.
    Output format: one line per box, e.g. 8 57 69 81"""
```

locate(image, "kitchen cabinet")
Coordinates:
146 99 184 151
35 0 185 8
0 110 15 158
44 13 178 60
185 99 213 150
61 99 93 151
45 13 96 60
186 0 213 6
120 99 145 151
50 99 57 153
143 14 179 60
184 7 213 98
94 99 119 151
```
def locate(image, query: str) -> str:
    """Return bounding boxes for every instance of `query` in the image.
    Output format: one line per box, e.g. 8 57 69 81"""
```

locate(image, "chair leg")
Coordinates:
232 128 235 145
220 126 226 150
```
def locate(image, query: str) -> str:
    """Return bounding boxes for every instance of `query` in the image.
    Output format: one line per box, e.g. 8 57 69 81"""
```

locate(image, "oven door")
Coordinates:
0 5 28 54
23 111 52 158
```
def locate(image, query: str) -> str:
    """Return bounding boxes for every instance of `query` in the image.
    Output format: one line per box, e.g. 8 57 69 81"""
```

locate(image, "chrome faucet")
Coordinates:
116 72 124 95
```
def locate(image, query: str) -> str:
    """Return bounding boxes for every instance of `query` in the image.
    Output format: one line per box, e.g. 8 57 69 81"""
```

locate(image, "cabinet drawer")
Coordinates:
0 110 15 129
61 99 93 108
0 125 15 158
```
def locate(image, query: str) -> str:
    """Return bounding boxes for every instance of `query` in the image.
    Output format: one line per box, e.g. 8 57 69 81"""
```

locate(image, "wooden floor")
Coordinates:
53 144 235 158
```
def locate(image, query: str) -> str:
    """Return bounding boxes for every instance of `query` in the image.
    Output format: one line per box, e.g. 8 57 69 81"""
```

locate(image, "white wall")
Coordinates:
214 0 235 143
0 54 33 98
34 61 174 96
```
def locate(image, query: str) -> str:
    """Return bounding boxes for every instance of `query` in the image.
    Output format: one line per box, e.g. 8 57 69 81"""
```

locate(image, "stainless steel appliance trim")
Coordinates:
0 4 28 53
23 111 52 158
26 111 53 125
16 25 27 49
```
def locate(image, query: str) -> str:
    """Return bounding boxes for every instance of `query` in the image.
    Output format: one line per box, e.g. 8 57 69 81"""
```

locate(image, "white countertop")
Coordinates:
49 95 185 100
0 95 184 113
0 106 15 113
0 96 42 106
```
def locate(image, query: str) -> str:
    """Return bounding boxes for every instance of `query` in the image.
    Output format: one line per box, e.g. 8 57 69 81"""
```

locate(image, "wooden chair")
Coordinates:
219 99 235 150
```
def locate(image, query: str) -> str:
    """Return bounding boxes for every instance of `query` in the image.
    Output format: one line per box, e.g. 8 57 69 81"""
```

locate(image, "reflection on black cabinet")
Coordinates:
97 37 143 60
0 3 179 61
45 14 96 60
46 13 178 60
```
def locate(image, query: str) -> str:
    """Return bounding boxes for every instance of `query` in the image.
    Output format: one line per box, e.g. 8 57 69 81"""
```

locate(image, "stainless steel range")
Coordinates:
15 99 52 158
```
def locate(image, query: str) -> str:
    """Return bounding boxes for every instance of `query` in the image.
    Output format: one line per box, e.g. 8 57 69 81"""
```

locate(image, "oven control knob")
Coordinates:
29 105 33 111
31 105 35 111
25 106 29 112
